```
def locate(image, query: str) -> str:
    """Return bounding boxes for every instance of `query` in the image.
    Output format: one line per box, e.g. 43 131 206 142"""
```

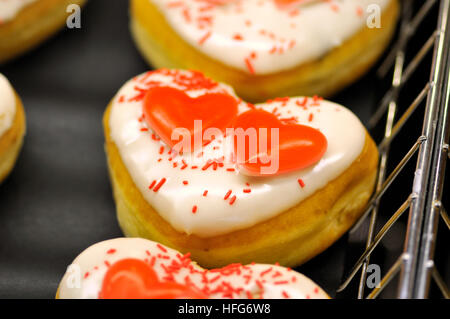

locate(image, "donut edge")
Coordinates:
0 93 26 184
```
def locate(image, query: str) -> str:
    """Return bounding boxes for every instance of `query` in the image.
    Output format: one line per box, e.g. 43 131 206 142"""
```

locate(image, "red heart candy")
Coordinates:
233 109 327 176
99 258 207 299
143 87 238 152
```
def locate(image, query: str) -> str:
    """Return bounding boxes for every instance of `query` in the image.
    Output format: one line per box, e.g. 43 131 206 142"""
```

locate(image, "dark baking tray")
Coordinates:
0 0 448 299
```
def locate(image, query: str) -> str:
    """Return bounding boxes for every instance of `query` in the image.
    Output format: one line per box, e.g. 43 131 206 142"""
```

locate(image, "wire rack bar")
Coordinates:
398 0 450 299
432 268 450 298
339 137 424 293
440 207 450 229
369 4 412 130
357 22 410 295
378 0 438 78
338 0 450 298
338 198 411 292
378 82 430 151
413 0 450 298
369 29 436 129
367 257 402 299
350 137 422 234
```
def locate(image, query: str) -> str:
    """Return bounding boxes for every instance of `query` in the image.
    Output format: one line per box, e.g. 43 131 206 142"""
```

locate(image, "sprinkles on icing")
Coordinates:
148 0 391 74
58 238 329 299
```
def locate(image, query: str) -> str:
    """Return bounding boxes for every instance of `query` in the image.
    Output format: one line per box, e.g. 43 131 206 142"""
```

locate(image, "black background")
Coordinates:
0 0 448 299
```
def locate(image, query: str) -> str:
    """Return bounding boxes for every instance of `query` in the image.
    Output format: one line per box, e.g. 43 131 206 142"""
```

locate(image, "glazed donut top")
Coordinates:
0 0 37 24
58 238 329 299
109 69 366 237
149 0 390 74
0 74 16 138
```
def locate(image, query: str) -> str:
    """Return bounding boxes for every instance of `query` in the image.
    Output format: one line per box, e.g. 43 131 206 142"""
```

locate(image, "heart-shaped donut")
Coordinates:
58 238 330 299
105 69 376 268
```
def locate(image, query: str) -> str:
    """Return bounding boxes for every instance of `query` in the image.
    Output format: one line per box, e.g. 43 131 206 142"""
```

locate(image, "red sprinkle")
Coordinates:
107 249 116 255
245 58 255 74
256 280 264 290
153 178 167 193
356 5 363 17
198 31 212 45
224 190 232 200
192 206 198 214
157 244 168 253
298 179 305 188
260 268 273 277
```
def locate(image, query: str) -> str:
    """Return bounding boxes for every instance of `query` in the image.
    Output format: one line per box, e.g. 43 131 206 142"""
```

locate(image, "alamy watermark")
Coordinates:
366 264 382 289
171 120 280 175
367 4 382 29
66 4 82 29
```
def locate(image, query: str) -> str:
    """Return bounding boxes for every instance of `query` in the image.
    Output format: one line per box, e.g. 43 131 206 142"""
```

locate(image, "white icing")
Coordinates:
0 0 37 23
0 73 16 138
148 0 390 74
108 70 366 237
58 238 329 299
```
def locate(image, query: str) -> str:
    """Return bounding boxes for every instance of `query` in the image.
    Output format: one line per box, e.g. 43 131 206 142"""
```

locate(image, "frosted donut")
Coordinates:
104 69 378 268
0 74 26 183
57 238 330 299
130 0 399 102
0 0 86 63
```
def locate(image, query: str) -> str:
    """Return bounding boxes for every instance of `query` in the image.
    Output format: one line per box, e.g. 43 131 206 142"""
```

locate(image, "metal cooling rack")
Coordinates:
336 0 450 299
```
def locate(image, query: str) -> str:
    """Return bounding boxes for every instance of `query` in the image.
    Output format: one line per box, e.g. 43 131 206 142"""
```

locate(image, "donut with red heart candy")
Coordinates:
57 238 330 299
103 69 379 268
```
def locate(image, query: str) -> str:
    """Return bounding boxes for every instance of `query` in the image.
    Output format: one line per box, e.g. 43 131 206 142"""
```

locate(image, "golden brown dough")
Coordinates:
130 0 399 102
0 95 26 183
